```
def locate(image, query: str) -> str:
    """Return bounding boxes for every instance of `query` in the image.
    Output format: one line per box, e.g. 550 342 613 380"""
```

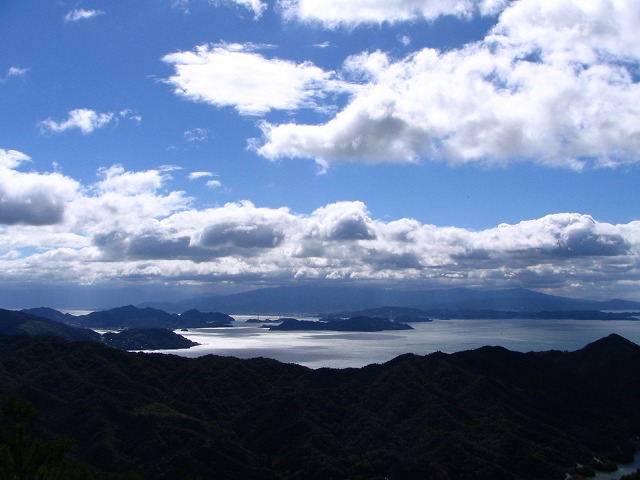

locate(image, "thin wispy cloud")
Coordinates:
184 128 212 142
1 66 29 83
189 171 215 180
222 0 267 18
172 0 190 14
64 9 105 22
119 109 142 124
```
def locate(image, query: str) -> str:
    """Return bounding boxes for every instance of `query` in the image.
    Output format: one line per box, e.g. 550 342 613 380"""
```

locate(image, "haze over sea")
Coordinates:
155 317 640 369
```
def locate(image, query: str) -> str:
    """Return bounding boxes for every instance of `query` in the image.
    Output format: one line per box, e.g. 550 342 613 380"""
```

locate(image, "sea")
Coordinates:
151 316 640 369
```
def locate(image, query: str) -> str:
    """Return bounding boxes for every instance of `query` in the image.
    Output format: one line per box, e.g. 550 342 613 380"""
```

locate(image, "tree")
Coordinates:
0 395 93 480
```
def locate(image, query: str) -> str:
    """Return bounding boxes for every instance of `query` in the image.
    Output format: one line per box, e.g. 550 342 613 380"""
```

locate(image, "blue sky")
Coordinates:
1 0 640 308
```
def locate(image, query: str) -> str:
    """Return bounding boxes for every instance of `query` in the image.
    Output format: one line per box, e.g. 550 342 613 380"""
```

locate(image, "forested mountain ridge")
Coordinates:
0 309 196 351
0 333 639 480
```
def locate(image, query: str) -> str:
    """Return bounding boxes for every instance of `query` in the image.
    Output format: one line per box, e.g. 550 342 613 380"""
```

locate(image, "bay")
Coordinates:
594 453 640 480
152 318 640 369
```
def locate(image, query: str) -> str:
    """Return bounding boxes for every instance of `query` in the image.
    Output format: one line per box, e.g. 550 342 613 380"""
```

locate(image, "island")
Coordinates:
269 316 413 332
0 309 198 351
102 328 199 350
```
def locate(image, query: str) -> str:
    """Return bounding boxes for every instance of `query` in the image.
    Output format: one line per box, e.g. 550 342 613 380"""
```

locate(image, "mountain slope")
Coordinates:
0 309 100 342
0 333 639 480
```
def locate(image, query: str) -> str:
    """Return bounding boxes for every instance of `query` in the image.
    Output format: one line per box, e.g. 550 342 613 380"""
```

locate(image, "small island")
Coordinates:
269 316 413 332
102 328 199 350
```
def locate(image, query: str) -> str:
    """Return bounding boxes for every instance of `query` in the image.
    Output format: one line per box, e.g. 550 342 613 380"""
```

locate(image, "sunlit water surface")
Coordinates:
151 318 640 369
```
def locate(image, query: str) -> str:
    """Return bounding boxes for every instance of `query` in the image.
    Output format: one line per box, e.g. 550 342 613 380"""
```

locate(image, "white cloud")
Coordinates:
205 179 222 189
215 0 267 18
162 42 348 116
64 9 105 22
172 0 190 14
94 165 167 195
0 149 79 226
1 66 29 83
189 171 215 180
0 149 31 170
173 0 266 17
279 0 507 27
184 127 212 142
119 109 142 124
398 35 411 46
2 149 640 299
39 109 115 134
258 0 640 169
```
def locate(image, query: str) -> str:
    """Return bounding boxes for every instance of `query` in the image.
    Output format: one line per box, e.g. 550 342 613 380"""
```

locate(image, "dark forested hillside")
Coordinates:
0 333 639 480
0 309 101 342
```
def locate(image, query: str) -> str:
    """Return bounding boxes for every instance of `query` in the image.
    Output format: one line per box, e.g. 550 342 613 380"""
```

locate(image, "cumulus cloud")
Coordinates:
306 202 377 241
39 109 115 134
279 0 507 27
64 9 105 22
162 42 350 115
257 0 640 169
0 149 79 226
2 149 640 298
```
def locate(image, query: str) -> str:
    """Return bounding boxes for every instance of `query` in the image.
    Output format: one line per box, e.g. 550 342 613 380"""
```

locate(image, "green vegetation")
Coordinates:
0 333 639 479
0 395 93 479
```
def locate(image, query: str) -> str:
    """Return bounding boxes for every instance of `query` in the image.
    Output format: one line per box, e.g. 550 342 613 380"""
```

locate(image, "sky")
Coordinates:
1 0 640 308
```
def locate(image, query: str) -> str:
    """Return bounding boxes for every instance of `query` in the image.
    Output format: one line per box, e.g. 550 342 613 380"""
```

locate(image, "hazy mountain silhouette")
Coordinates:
141 285 640 314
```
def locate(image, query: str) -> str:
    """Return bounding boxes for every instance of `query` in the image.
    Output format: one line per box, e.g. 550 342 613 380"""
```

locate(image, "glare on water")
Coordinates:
151 318 640 369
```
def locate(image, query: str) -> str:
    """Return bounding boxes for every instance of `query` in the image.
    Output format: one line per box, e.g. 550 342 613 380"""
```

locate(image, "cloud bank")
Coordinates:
1 149 639 299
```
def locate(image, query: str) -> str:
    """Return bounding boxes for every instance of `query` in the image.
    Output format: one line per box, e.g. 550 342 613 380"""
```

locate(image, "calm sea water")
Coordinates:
153 317 640 369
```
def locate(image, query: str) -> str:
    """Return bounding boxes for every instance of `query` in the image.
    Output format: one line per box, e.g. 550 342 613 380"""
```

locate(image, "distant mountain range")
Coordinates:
140 285 640 315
